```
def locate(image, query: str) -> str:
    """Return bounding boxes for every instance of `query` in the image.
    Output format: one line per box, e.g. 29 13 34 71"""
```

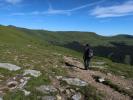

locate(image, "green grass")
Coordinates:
26 74 50 90
4 90 45 100
0 68 23 79
107 62 133 78
79 85 104 100
89 57 133 78
4 91 26 100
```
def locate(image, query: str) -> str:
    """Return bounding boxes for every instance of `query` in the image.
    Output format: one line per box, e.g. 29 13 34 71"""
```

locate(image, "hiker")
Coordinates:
83 44 93 70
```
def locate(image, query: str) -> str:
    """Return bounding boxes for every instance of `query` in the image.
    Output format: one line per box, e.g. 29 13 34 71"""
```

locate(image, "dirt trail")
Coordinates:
89 70 133 92
69 68 131 100
64 56 132 100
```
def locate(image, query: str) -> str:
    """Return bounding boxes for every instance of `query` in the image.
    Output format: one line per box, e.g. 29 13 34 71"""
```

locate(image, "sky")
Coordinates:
0 0 133 36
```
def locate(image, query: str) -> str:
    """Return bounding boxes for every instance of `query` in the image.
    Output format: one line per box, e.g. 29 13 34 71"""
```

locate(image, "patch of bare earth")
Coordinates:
64 56 132 100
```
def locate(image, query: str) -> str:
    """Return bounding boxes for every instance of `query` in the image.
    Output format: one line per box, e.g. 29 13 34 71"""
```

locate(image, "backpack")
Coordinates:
88 49 93 58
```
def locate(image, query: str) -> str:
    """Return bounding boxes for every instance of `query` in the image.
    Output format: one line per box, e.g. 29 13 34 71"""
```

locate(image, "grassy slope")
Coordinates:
15 26 133 65
0 25 133 78
0 25 133 99
0 25 101 99
24 29 133 46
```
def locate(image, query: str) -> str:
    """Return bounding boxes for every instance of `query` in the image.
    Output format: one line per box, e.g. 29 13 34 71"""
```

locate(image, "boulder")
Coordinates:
36 85 57 94
17 77 30 89
56 95 62 100
7 81 18 89
98 78 105 83
22 89 31 96
0 63 21 71
23 70 41 77
70 89 75 93
42 96 56 100
62 77 88 86
72 93 82 100
56 76 63 80
93 62 106 65
65 89 71 96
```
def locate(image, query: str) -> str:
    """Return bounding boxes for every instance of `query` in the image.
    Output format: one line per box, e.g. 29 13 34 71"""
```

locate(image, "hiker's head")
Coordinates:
86 44 90 47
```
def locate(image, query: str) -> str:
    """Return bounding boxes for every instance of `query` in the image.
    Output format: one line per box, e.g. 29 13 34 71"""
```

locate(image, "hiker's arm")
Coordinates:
83 47 86 60
83 52 85 60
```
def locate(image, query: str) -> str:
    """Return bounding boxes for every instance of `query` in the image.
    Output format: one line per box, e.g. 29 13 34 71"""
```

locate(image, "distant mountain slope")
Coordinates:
0 25 48 47
0 25 133 65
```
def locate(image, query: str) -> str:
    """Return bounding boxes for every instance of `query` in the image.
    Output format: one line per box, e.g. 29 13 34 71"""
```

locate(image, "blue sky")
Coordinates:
0 0 133 36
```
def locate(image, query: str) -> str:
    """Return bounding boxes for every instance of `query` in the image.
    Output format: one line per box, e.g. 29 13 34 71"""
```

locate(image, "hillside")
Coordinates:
1 25 133 65
0 25 133 100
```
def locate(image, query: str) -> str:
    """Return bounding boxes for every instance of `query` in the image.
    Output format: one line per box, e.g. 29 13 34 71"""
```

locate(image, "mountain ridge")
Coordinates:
0 24 133 65
5 25 133 38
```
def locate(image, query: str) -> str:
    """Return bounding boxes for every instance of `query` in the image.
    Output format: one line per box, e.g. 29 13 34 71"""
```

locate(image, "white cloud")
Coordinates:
6 0 22 4
11 0 104 16
44 4 71 15
46 0 104 15
91 1 133 18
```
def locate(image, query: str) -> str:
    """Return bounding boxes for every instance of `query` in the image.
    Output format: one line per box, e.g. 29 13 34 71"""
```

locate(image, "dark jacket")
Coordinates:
83 46 93 59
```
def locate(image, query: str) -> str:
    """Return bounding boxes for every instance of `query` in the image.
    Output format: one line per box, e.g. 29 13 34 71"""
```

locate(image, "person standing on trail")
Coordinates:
83 44 93 70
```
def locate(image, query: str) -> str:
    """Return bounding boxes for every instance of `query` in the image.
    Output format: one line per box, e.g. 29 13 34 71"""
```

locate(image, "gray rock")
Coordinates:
42 96 56 100
0 63 21 71
7 76 30 90
56 76 63 80
120 76 125 79
7 81 18 89
36 85 57 94
22 89 31 96
70 89 75 93
98 78 105 83
0 97 3 100
72 93 82 100
65 89 71 96
107 73 112 76
62 77 88 86
58 88 65 93
20 79 25 83
23 70 41 77
18 77 30 89
125 87 130 90
93 62 106 65
56 95 62 100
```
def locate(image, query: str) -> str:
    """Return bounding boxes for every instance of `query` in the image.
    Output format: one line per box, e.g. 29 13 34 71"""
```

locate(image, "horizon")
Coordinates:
2 24 133 37
0 0 133 36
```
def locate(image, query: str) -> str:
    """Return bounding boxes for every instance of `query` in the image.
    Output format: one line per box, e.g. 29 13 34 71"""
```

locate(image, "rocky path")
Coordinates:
0 56 133 100
64 56 133 100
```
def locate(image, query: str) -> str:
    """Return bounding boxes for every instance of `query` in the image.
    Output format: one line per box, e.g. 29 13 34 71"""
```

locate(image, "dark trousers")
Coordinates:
84 58 90 70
